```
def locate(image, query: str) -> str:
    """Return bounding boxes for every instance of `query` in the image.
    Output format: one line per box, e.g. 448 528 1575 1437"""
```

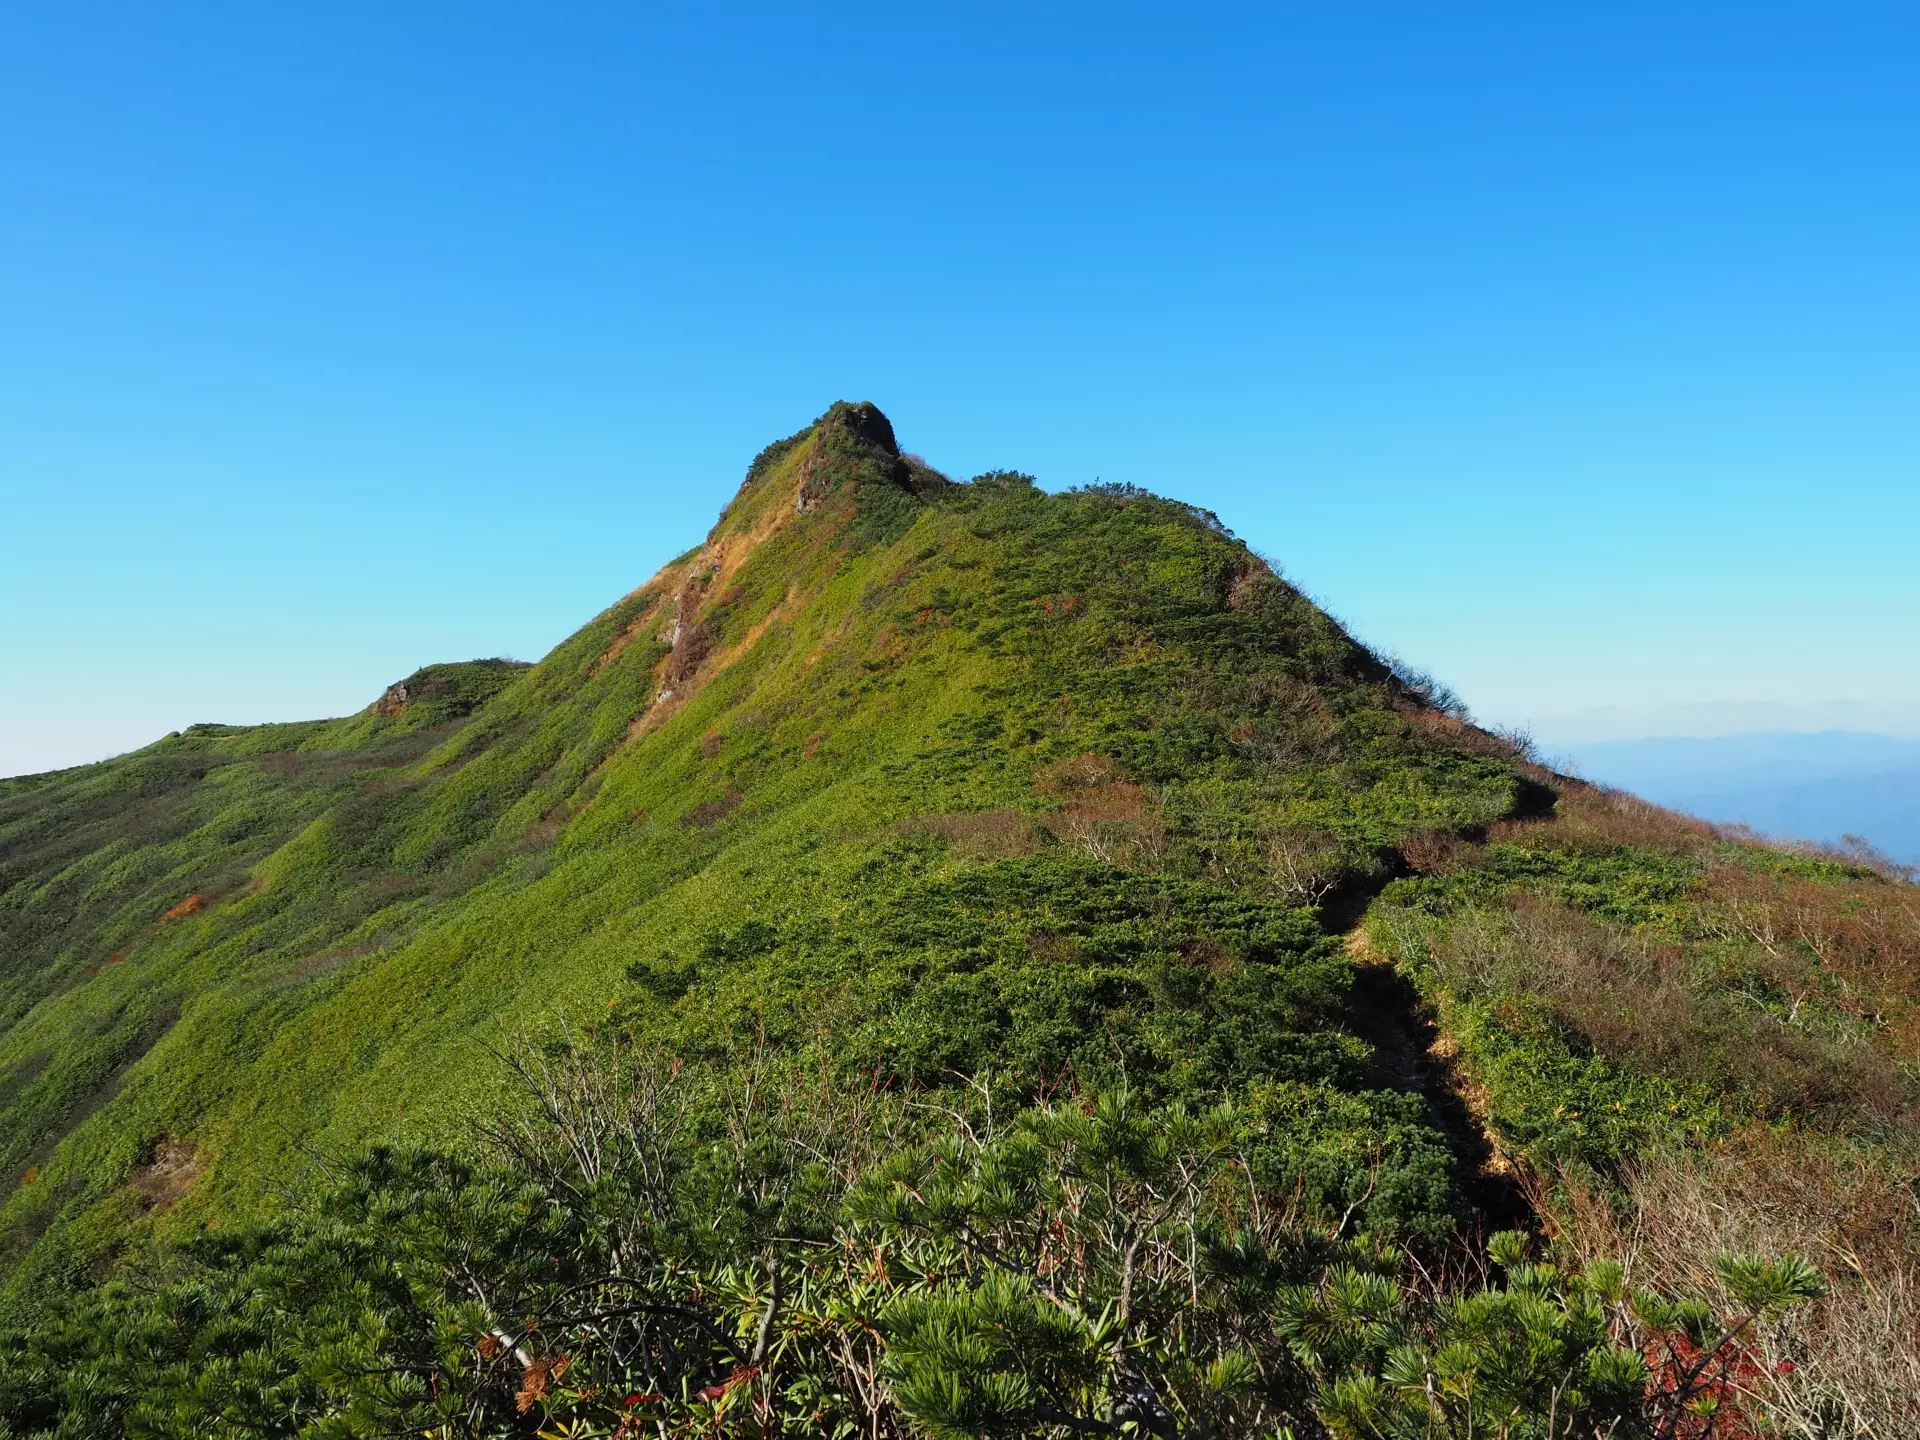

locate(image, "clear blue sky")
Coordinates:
5 2 1917 775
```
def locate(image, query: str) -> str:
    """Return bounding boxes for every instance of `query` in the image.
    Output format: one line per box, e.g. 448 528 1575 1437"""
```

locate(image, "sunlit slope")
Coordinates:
0 662 530 1187
0 402 1529 1292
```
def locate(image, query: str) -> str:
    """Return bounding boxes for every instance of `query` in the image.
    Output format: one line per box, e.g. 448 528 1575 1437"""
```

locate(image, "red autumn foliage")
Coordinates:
1643 1329 1776 1439
695 1363 760 1403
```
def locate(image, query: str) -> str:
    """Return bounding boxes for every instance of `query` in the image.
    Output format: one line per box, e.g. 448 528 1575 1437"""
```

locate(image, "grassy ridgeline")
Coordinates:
0 402 1522 1304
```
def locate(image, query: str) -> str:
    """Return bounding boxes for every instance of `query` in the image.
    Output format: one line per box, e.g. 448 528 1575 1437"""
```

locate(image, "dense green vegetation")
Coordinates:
0 1048 1823 1438
0 401 1909 1434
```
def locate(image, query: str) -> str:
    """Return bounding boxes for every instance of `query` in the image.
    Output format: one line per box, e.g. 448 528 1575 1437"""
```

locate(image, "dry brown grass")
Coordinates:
1695 864 1920 1066
1549 1134 1920 1438
1433 897 1709 1074
910 809 1043 862
1432 891 1917 1129
129 1138 203 1213
590 593 666 675
1401 826 1466 875
1408 764 1920 1431
1490 780 1722 858
1437 774 1920 1131
1032 754 1167 869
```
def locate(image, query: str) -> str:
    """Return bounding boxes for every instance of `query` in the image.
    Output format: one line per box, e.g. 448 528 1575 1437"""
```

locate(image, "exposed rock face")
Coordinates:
667 401 937 699
129 1138 202 1212
367 659 532 721
839 400 900 455
657 571 716 701
792 400 951 512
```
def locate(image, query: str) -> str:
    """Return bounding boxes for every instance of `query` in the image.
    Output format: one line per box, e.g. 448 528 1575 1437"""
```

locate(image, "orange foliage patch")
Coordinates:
515 1353 572 1412
158 894 203 925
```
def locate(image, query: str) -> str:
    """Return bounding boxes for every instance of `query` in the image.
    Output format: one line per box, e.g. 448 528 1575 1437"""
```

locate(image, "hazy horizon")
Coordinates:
1553 730 1920 864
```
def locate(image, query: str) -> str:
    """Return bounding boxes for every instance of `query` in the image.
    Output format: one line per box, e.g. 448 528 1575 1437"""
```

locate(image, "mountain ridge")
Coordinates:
1 403 1914 1433
0 400 1509 1279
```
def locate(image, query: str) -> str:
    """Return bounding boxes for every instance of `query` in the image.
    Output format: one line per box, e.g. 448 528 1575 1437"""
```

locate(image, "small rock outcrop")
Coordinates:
368 658 532 722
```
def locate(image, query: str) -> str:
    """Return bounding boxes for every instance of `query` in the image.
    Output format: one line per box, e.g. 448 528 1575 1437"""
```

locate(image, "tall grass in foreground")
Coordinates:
1553 1138 1920 1438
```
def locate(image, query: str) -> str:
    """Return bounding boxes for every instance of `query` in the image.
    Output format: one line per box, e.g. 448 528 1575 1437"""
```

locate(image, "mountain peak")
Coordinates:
824 399 900 456
705 401 945 549
798 399 949 506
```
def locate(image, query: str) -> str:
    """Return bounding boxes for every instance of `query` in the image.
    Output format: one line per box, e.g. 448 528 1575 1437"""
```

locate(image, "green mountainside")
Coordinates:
1 404 1913 1436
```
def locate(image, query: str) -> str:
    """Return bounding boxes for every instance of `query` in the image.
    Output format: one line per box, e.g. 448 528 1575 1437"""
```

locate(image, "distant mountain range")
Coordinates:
1558 730 1920 864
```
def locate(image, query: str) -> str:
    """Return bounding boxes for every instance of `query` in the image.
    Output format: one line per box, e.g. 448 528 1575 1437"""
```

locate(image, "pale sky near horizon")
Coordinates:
4 3 1917 776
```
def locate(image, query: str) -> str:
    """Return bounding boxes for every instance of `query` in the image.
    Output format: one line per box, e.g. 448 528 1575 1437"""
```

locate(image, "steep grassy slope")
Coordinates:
0 403 1530 1303
0 660 529 1191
